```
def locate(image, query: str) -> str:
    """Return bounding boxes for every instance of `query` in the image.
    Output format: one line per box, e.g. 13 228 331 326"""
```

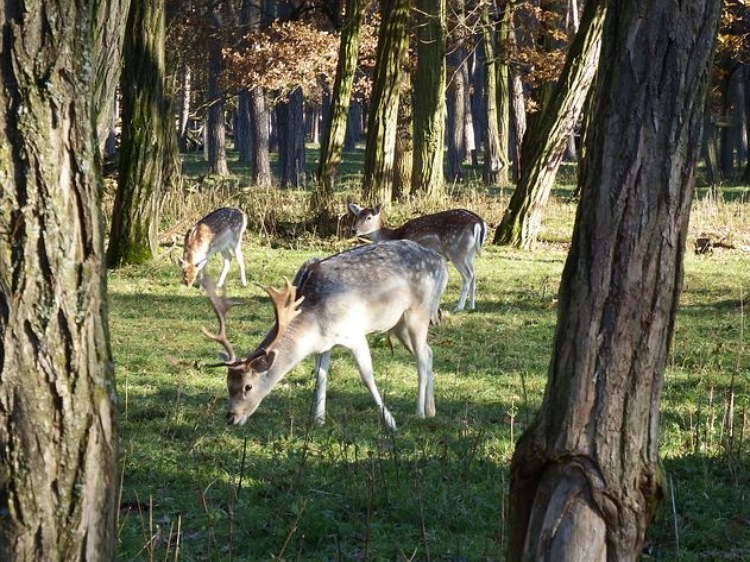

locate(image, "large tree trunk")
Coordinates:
107 0 168 267
362 0 410 204
411 0 446 196
506 1 721 561
494 0 604 248
314 0 365 213
0 0 127 559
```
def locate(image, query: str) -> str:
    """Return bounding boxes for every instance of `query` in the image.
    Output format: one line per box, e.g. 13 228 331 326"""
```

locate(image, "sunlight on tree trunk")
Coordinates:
506 1 721 560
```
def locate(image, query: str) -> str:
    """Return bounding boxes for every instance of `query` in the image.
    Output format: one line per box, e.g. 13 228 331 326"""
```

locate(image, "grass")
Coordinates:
112 153 750 560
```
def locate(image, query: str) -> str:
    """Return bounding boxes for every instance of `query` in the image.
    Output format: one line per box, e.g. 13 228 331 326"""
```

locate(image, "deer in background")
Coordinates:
348 203 487 312
181 207 248 288
200 240 448 430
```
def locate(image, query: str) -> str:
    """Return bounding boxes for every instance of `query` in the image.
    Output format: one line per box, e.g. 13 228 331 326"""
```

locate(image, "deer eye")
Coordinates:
244 384 253 393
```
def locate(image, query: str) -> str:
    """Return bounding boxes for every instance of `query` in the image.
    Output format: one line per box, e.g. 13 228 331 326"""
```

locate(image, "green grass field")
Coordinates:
111 154 750 560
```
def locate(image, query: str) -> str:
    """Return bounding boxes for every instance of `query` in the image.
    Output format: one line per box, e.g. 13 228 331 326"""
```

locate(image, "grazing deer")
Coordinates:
348 203 487 312
200 240 448 430
181 207 248 288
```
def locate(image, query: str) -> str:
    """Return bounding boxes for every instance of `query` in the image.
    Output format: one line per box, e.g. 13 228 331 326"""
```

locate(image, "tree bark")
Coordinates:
276 88 306 188
0 0 127 559
250 86 272 186
362 0 410 204
494 0 604 248
107 0 169 267
495 0 512 186
411 0 447 196
507 1 721 560
315 0 366 210
207 7 229 176
481 3 503 186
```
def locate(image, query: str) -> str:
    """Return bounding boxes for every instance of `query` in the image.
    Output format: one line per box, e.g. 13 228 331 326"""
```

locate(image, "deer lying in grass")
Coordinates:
348 203 487 312
181 207 248 288
200 240 448 430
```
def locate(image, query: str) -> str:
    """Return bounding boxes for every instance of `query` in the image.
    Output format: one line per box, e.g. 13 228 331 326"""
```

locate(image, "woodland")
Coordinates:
1 0 748 560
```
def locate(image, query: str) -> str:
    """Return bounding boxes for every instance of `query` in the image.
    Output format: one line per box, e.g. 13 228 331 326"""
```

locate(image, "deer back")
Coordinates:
209 240 448 425
182 207 247 284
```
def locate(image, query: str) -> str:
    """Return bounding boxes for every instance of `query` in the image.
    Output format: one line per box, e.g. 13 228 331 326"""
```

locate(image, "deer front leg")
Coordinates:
313 351 331 425
349 339 397 430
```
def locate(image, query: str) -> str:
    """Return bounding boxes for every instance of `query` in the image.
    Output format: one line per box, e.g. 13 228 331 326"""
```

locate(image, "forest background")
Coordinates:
1 0 748 560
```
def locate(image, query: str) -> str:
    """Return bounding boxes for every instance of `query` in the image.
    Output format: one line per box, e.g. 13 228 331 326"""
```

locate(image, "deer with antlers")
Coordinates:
181 207 248 288
200 240 448 430
348 203 487 312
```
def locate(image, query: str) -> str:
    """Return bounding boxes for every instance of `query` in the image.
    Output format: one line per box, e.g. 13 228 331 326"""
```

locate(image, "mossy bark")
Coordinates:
362 0 410 204
0 0 127 559
107 0 168 266
411 0 447 197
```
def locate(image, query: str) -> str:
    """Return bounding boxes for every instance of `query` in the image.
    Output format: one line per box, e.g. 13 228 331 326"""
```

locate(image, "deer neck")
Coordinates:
258 317 320 389
368 225 397 242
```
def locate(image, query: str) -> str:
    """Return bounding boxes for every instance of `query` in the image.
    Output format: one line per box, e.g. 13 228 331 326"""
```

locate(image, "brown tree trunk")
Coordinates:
0 0 127 559
276 88 307 188
107 0 168 267
507 1 721 560
207 7 229 176
494 0 604 248
362 0 410 204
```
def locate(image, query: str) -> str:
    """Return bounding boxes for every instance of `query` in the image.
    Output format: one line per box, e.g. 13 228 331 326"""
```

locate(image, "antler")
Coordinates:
261 278 305 350
200 274 237 363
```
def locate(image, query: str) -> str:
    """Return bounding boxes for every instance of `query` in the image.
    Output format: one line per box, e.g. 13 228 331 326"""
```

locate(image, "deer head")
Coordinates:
200 275 304 425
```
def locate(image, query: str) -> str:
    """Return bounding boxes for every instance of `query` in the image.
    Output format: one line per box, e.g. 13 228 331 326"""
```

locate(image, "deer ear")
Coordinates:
247 349 277 373
373 203 383 215
348 203 362 216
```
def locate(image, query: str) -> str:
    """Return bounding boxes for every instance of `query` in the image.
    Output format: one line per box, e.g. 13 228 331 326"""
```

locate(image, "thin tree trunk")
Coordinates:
314 0 366 210
506 1 721 560
250 87 272 186
394 65 414 200
446 40 468 183
207 8 229 176
482 2 503 186
362 0 410 204
0 1 127 559
108 0 168 266
494 0 604 248
495 0 512 186
178 64 192 152
276 88 306 188
411 0 447 196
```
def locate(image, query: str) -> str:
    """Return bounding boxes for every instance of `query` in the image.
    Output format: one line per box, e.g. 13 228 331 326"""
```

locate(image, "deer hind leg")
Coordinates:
217 249 232 288
451 256 475 312
313 351 331 425
349 338 397 430
391 315 435 418
233 238 248 286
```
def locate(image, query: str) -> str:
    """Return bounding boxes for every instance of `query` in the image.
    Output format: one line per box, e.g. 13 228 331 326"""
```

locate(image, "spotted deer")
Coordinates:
348 203 487 312
181 207 248 288
200 240 448 430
